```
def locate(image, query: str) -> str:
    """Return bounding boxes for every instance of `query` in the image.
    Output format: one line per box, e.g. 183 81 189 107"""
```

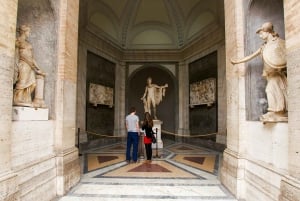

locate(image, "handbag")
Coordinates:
151 131 157 144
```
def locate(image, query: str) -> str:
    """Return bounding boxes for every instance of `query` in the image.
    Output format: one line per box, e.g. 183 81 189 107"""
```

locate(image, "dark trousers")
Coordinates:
126 132 139 162
144 143 152 160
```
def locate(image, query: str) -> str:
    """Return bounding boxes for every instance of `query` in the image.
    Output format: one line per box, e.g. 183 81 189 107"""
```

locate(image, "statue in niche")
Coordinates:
14 25 46 108
141 77 168 119
231 22 287 122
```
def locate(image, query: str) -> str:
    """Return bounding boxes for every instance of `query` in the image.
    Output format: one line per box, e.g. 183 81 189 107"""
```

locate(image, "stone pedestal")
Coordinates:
33 75 47 108
12 106 49 121
280 175 300 200
152 120 163 149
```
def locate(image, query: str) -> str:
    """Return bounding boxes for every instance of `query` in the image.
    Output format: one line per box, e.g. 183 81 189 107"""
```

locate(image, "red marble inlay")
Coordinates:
128 164 171 172
183 157 205 164
97 156 118 163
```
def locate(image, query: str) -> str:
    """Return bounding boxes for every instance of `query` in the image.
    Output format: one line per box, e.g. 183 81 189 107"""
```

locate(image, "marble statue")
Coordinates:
14 25 46 108
231 22 287 122
141 77 168 119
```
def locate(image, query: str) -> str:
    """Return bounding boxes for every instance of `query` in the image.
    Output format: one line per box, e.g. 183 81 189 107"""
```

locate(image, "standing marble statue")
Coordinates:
141 77 168 119
231 22 287 122
14 25 46 108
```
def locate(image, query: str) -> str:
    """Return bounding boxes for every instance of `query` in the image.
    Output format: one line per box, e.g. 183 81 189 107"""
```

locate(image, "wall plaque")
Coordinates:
89 83 113 107
190 78 216 107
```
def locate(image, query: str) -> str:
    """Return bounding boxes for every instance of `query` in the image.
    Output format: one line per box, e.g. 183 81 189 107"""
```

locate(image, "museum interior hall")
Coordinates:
0 0 300 201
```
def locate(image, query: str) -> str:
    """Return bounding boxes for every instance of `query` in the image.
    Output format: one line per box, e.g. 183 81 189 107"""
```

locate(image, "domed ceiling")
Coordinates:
79 0 224 49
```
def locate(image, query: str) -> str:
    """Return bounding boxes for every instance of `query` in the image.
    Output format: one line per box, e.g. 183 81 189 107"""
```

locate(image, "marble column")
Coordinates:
280 1 300 200
114 61 126 137
177 61 190 141
0 0 19 200
54 0 80 196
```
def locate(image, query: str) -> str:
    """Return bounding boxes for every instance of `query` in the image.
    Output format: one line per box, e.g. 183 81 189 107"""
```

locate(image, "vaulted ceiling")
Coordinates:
79 0 224 50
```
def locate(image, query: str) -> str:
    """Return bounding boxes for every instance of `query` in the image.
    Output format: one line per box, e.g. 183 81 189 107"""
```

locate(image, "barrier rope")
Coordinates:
86 130 123 138
162 129 217 137
85 129 217 138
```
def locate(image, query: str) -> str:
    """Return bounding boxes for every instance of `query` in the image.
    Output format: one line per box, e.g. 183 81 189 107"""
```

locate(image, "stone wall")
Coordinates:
189 51 218 138
0 0 81 200
222 0 300 200
86 51 115 137
280 0 300 200
0 0 20 200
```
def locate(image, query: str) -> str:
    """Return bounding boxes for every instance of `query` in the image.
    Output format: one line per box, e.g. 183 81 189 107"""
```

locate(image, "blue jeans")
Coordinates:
126 132 139 162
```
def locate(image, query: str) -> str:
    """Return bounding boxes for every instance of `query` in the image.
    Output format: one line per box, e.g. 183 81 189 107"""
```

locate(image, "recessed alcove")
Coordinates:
245 0 284 120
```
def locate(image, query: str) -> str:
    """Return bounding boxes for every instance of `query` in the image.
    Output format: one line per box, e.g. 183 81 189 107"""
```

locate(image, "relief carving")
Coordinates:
89 83 113 107
190 78 216 107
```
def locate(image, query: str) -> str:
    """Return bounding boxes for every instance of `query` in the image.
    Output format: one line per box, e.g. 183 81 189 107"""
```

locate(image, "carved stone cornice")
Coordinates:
121 49 182 62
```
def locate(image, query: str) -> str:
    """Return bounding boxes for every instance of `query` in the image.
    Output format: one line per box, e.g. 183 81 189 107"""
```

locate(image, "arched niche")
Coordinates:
17 0 57 118
127 64 177 137
245 0 284 120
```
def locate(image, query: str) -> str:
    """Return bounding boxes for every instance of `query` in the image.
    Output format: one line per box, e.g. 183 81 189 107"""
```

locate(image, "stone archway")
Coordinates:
127 64 177 139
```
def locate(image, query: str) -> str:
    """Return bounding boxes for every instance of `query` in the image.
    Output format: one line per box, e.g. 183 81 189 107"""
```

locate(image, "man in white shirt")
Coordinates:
125 106 140 163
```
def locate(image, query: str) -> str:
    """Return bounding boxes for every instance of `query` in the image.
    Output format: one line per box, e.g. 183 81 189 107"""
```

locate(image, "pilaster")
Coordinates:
177 61 190 140
217 45 227 145
0 0 19 200
221 0 247 199
114 61 126 136
55 0 80 195
280 1 300 200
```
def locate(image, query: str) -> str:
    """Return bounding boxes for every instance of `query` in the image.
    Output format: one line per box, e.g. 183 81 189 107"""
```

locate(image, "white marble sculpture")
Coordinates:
141 77 168 119
14 25 46 108
231 22 287 122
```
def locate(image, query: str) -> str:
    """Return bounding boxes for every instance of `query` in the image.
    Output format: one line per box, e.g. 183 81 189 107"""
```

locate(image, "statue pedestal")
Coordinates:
33 75 47 108
260 111 288 123
152 120 163 149
12 106 49 121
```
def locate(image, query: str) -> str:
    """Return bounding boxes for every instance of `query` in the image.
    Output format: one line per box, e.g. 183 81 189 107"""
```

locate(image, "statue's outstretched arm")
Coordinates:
141 87 147 100
32 59 46 76
231 48 261 64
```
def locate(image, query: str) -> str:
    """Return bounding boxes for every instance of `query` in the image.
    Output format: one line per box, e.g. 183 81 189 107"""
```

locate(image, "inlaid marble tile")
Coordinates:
98 161 198 178
86 153 125 172
172 154 216 173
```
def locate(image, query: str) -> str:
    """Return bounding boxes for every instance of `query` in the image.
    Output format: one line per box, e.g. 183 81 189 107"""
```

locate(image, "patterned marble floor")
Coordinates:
58 141 237 201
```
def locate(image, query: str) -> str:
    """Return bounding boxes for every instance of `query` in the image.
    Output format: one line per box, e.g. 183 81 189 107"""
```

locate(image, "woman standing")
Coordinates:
142 112 154 163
